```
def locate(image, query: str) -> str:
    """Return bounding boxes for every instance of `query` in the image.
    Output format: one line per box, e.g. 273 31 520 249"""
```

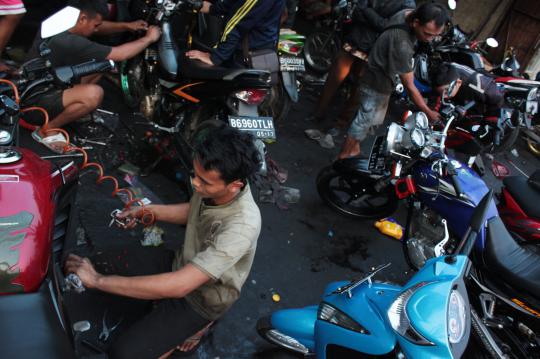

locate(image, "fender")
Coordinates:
281 71 299 102
270 306 318 352
316 281 401 357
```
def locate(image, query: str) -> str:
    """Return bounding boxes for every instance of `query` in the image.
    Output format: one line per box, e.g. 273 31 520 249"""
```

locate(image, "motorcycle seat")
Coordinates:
503 175 540 219
0 283 74 358
178 55 270 82
484 216 540 299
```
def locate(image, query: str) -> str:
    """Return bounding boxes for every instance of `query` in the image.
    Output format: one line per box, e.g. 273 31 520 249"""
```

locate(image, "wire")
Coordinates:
0 76 156 228
0 78 19 103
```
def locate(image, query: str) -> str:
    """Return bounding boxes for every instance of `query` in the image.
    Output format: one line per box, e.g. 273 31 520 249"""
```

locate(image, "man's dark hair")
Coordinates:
431 63 459 87
193 125 261 183
409 2 449 27
68 0 109 19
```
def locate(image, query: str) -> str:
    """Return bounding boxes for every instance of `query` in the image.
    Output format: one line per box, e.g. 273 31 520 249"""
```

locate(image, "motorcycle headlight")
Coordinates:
318 302 370 334
0 130 12 145
447 289 467 344
388 281 435 346
385 122 405 154
526 87 539 115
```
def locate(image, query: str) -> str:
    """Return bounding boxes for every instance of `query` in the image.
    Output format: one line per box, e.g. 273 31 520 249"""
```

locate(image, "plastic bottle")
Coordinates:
374 219 403 240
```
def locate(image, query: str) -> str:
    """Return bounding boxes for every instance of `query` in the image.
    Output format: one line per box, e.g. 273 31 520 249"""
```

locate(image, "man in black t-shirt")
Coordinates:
338 3 449 159
27 0 161 153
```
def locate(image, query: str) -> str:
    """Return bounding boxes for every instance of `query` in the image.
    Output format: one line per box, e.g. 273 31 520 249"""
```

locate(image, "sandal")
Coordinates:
32 128 68 154
173 322 214 357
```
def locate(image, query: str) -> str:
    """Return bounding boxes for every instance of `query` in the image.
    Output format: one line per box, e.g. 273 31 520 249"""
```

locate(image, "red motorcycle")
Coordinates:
498 170 540 243
0 55 115 357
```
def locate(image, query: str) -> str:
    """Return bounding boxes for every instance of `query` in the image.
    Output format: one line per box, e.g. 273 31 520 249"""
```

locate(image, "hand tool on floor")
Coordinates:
98 309 123 342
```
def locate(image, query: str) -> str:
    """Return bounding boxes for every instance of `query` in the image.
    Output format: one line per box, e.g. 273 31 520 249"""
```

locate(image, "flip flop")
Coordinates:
173 322 214 357
304 128 322 140
32 128 68 154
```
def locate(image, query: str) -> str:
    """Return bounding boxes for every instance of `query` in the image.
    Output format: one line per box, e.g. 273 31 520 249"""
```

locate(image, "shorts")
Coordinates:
347 85 390 142
0 0 26 15
27 88 64 120
343 43 368 61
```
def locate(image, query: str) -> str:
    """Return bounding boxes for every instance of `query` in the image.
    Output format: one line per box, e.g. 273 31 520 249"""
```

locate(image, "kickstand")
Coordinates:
141 155 163 177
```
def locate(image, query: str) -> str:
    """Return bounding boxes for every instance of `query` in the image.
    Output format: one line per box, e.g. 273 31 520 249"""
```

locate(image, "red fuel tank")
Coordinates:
0 147 76 294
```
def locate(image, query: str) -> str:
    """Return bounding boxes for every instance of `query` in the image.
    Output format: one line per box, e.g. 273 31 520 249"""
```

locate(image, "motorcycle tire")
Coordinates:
527 125 540 158
316 166 398 219
304 31 341 74
259 77 291 123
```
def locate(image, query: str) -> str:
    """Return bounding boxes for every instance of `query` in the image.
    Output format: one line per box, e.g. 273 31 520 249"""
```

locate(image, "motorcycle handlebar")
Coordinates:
455 190 493 257
55 60 115 86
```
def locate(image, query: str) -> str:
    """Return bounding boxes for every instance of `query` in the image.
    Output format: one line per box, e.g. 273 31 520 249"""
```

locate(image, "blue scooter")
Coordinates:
257 192 494 358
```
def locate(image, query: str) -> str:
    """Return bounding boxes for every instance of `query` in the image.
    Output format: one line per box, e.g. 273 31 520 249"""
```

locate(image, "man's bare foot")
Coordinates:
337 135 361 159
177 321 214 353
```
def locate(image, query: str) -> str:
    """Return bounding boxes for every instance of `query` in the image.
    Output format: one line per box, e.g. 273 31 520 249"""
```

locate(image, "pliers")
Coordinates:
98 309 123 342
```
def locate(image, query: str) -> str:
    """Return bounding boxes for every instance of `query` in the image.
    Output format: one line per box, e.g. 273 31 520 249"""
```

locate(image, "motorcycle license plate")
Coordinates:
280 56 305 72
228 116 276 140
368 136 386 173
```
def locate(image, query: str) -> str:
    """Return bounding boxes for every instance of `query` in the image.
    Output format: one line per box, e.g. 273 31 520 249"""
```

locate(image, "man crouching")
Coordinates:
65 126 262 359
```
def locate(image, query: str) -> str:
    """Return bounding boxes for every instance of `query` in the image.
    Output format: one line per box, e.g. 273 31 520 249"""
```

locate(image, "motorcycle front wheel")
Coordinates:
316 166 398 219
304 31 341 74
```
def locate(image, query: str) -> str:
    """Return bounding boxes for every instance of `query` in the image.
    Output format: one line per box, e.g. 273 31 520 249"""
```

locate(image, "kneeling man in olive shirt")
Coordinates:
65 126 262 359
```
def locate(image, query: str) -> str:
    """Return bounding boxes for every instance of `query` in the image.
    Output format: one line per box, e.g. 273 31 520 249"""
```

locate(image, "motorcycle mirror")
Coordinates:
73 320 91 333
486 38 499 48
455 190 494 257
447 80 458 98
41 6 80 39
447 0 457 10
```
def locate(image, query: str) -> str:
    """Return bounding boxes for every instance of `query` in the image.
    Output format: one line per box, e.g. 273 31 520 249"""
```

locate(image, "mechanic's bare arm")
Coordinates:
118 202 191 226
65 254 210 300
400 71 441 121
107 25 161 62
95 264 209 299
96 19 148 35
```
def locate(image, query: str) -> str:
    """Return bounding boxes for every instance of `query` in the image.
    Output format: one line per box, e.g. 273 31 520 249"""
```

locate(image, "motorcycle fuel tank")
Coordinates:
0 148 73 294
412 157 498 243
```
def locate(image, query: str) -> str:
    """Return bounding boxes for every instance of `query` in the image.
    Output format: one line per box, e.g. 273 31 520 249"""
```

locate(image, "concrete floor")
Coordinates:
40 78 536 359
8 8 540 357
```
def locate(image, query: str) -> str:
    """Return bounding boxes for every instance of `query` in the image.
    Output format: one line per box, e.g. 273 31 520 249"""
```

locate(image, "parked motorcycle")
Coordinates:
119 0 274 181
0 56 115 358
303 0 353 73
257 191 495 358
497 170 540 243
259 29 305 123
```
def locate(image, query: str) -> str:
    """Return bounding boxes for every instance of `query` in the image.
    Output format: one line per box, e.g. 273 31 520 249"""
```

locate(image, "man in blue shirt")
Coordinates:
185 0 284 66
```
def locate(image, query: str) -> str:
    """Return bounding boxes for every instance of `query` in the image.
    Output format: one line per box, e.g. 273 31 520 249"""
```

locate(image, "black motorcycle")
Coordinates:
120 0 275 183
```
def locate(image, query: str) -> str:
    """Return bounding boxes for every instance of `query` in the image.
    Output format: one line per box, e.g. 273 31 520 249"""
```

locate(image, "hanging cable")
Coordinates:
0 77 155 227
